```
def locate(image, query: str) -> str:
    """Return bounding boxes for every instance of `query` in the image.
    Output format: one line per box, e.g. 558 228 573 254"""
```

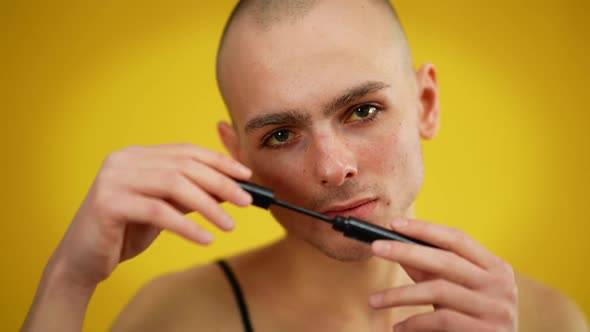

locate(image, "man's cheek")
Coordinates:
249 156 307 199
364 131 403 172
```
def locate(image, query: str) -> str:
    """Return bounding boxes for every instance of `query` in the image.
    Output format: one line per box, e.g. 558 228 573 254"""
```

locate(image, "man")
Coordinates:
22 0 588 331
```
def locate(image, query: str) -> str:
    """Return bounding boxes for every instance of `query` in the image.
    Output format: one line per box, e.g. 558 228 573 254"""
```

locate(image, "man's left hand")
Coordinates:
370 218 518 332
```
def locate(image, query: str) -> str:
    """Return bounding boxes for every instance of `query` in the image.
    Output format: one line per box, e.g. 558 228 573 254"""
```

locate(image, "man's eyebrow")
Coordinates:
323 81 390 117
244 110 312 134
243 81 389 134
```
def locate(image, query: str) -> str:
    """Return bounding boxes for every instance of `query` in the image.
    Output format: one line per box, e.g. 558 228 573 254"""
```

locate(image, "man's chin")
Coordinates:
306 236 374 261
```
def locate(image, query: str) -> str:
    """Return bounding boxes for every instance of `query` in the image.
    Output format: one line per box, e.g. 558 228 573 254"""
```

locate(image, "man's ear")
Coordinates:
217 120 241 161
415 63 440 140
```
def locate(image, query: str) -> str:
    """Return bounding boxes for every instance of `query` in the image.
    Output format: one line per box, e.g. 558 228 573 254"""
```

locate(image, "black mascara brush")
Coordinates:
236 180 435 248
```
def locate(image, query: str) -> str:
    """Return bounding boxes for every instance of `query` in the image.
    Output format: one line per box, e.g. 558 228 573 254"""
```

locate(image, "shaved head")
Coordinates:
230 0 321 30
216 0 414 118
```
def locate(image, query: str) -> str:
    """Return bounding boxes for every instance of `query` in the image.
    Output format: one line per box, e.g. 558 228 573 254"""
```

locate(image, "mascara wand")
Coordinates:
236 180 435 248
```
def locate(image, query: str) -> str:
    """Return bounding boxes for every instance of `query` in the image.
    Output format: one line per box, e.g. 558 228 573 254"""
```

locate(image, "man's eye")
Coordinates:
264 129 293 147
347 104 379 122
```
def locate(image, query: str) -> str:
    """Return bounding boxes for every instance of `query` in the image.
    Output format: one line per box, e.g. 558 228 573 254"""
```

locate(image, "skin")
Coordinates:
22 1 588 331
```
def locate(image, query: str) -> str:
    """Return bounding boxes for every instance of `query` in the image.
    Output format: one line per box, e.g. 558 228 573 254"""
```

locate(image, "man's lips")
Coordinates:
321 199 378 220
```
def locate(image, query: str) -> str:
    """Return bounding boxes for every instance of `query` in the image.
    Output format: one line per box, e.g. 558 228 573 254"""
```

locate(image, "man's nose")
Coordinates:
311 134 358 187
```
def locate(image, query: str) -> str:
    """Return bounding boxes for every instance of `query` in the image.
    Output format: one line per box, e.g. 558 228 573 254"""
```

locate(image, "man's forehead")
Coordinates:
226 53 397 131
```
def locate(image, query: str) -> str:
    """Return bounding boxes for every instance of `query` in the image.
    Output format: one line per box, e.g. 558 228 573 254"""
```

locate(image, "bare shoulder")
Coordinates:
516 272 588 332
110 262 243 332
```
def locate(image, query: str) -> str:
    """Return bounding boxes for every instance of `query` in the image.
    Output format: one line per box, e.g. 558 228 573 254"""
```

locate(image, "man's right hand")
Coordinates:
22 143 252 332
57 143 252 287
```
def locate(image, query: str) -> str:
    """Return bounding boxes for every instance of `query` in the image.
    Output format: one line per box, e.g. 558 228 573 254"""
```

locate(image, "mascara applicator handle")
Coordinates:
333 216 436 248
235 180 275 209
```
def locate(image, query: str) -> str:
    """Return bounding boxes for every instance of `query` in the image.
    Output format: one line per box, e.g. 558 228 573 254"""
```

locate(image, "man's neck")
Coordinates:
268 234 406 301
232 212 421 330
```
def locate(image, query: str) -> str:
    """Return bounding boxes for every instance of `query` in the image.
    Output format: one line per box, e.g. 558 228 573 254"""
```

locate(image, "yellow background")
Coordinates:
2 1 589 330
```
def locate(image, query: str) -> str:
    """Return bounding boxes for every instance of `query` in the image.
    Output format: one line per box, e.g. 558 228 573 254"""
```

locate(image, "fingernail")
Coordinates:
372 241 391 256
368 293 383 306
237 189 253 206
237 164 252 177
200 232 214 245
223 216 236 231
392 218 408 228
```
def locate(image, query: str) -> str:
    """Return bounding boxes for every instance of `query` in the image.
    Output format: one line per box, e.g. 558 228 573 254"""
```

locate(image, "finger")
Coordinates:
117 168 237 231
113 193 214 245
394 308 494 332
398 265 431 283
112 149 252 207
168 158 252 207
387 218 501 270
121 144 252 180
372 240 487 288
369 279 493 318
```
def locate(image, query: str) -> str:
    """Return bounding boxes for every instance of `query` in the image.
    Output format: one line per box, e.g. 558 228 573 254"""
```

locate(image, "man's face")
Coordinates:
218 0 437 260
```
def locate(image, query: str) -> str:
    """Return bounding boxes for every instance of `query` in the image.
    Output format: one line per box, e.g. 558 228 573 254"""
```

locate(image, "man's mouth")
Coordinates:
321 198 378 220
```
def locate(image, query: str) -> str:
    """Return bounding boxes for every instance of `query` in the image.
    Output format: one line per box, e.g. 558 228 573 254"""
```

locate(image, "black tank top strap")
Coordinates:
217 259 254 332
